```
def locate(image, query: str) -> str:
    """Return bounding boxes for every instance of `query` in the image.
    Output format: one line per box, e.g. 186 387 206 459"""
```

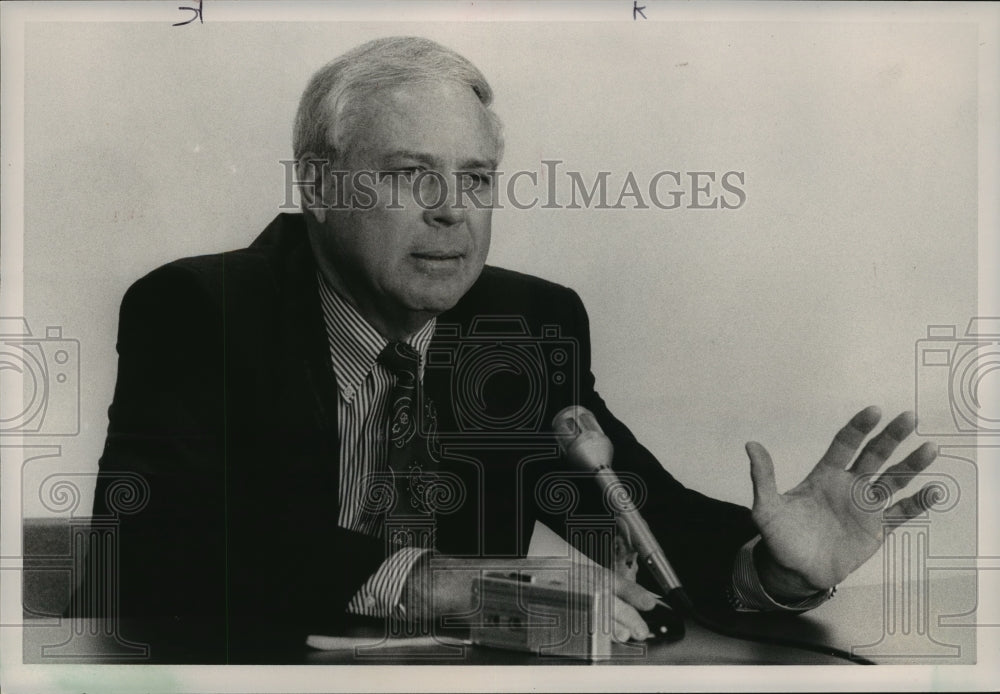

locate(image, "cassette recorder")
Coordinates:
469 570 613 661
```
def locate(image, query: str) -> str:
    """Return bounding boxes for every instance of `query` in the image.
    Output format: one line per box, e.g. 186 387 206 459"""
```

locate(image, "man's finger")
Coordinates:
850 411 916 475
873 441 938 495
614 575 658 612
612 596 650 642
746 441 779 512
819 405 882 468
884 482 941 530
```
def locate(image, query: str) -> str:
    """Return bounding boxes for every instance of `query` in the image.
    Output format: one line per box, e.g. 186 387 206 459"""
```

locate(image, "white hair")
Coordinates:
293 36 504 164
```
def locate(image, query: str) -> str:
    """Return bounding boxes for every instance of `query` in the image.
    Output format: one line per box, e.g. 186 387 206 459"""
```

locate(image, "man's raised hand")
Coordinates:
744 406 939 600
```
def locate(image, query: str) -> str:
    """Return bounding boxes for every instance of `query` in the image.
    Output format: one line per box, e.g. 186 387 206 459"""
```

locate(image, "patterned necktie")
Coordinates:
378 341 440 548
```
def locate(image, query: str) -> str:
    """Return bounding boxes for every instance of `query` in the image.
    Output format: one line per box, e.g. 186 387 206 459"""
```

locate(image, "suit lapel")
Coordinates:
273 235 343 513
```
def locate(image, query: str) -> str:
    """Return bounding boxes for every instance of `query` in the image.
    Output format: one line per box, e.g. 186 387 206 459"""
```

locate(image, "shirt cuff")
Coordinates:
727 535 836 612
346 545 431 618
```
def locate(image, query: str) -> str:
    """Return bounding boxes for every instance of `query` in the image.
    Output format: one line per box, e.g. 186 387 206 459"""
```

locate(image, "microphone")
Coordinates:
551 406 685 602
550 406 878 664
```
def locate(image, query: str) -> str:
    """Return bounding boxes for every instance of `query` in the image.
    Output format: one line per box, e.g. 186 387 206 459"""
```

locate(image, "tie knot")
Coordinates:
378 341 420 378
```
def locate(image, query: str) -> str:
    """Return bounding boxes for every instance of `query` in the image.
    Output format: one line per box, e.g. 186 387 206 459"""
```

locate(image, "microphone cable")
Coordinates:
662 587 876 665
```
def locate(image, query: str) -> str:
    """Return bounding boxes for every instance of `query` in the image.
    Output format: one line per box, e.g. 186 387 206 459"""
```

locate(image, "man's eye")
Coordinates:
462 171 494 188
382 167 424 182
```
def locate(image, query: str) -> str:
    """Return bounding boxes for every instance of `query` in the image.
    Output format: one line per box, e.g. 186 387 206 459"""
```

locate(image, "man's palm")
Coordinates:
746 407 939 593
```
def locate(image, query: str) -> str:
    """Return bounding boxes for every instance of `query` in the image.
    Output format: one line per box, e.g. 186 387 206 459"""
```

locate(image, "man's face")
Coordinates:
308 80 498 337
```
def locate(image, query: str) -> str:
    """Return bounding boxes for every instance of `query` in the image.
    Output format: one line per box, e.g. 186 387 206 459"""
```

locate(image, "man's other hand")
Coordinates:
402 556 660 642
744 406 939 601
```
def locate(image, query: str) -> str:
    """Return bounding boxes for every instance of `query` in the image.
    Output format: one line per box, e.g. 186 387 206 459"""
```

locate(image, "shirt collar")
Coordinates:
316 270 436 402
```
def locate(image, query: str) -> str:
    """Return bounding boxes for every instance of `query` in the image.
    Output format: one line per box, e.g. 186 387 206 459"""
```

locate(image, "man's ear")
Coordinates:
297 152 330 224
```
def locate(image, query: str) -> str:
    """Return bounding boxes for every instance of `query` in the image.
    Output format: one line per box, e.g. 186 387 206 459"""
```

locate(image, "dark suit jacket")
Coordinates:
81 213 757 662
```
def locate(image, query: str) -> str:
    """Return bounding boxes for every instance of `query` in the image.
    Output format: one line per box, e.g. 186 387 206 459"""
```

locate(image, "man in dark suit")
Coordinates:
83 36 939 663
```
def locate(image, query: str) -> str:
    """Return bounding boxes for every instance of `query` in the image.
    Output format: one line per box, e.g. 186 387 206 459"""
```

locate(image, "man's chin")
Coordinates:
401 275 480 317
405 295 461 317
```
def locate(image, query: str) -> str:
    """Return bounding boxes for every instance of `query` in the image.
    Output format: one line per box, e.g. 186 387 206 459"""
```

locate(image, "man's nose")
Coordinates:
420 173 466 227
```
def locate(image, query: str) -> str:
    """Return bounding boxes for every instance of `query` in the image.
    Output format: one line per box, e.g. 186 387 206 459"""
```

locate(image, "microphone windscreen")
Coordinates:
552 406 599 449
551 406 613 472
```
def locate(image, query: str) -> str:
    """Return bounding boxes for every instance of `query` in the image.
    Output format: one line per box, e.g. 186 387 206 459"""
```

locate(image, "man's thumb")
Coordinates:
745 441 779 511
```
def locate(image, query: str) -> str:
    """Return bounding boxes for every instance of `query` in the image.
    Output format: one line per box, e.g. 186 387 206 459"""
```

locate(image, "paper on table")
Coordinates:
305 634 469 651
307 524 637 652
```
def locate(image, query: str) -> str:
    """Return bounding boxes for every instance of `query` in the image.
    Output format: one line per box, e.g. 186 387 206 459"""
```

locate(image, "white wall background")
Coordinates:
14 17 980 584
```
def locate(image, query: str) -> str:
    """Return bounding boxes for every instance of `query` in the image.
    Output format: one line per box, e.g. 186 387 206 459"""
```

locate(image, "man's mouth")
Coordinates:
411 251 464 261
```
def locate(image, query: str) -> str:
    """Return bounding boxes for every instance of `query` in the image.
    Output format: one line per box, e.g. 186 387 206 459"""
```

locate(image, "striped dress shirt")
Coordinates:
316 272 833 618
316 273 434 618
